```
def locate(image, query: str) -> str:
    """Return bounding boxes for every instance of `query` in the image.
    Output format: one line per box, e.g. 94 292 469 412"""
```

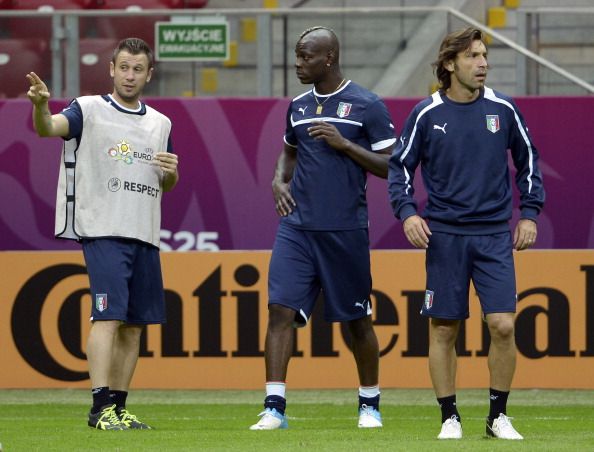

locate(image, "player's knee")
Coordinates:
91 319 121 335
489 318 515 341
347 316 374 340
430 320 459 345
267 304 296 330
118 324 143 345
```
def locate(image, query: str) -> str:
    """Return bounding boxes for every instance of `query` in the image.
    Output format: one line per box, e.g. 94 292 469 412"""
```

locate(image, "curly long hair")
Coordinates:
432 28 485 91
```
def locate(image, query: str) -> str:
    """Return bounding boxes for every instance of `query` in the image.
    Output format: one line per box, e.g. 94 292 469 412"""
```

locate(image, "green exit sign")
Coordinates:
155 21 229 61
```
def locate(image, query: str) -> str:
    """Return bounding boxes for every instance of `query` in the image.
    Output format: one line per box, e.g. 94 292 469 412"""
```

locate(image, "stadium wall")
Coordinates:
1 96 593 388
1 250 594 389
1 96 594 250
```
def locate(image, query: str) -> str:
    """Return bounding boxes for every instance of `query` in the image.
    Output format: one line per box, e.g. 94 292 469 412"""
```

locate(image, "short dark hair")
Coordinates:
298 25 336 41
112 37 154 69
432 27 485 91
297 26 340 64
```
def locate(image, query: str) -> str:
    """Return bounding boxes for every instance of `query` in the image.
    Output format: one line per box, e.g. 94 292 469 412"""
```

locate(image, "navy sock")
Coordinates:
91 387 111 414
489 388 509 421
359 395 380 411
437 394 460 423
264 395 286 415
110 390 128 409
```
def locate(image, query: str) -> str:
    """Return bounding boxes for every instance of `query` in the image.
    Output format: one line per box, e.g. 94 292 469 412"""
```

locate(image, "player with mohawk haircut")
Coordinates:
250 26 396 431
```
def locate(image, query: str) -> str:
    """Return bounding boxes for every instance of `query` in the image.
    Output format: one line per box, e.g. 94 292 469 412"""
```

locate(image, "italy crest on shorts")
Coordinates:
424 290 434 310
486 115 500 133
337 102 352 118
96 294 108 312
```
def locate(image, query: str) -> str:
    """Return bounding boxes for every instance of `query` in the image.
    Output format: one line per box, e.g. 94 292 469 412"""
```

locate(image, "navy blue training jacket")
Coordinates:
388 87 545 235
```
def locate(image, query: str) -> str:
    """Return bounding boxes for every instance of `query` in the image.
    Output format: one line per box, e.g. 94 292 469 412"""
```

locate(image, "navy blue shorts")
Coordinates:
82 238 165 324
268 223 372 327
422 231 517 320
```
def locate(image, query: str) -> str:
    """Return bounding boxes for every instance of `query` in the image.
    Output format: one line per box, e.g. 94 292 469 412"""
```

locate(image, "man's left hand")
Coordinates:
514 218 537 251
154 152 178 175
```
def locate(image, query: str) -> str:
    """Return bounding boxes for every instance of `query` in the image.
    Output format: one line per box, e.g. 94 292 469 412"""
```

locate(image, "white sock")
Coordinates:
266 382 286 399
359 385 380 398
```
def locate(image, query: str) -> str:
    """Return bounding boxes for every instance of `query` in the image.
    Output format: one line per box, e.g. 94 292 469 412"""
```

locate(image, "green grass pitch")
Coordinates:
0 389 593 451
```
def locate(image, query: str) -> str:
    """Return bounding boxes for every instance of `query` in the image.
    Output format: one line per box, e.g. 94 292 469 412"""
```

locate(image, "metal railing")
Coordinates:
516 7 594 95
1 6 593 98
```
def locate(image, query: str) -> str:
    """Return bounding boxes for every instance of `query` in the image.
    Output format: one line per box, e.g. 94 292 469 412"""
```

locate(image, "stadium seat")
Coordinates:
7 2 111 41
0 38 47 98
94 0 208 9
7 2 85 41
102 0 172 8
11 0 83 8
93 18 163 48
0 0 15 8
2 0 208 7
92 2 173 48
90 0 207 47
74 0 105 7
78 38 119 95
166 0 208 7
6 17 52 40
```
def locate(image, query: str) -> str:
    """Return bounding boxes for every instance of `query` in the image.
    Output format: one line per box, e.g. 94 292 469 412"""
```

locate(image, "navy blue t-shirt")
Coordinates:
283 80 396 230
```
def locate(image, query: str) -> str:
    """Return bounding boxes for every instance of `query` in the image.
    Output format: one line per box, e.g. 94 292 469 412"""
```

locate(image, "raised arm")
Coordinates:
26 72 69 138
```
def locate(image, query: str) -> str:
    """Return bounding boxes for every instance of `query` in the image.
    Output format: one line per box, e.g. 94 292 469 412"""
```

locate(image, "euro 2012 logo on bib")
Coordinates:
108 140 134 164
